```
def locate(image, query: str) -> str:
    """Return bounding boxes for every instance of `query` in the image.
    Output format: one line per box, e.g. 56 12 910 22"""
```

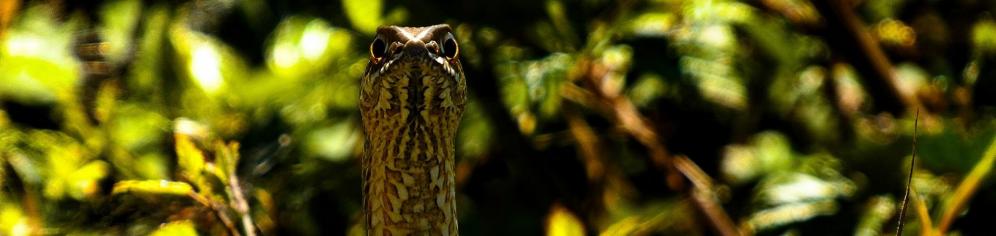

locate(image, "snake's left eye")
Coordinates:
370 37 387 62
442 34 459 60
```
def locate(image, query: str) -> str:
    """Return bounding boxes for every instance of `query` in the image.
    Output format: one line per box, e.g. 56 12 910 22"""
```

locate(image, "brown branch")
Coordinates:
564 107 606 182
810 0 920 114
674 155 742 236
0 0 19 38
573 58 682 189
757 0 822 27
568 58 740 236
552 1 739 234
189 192 241 236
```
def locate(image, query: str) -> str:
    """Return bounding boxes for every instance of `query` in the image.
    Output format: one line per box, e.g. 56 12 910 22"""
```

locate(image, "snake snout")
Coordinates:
402 40 429 57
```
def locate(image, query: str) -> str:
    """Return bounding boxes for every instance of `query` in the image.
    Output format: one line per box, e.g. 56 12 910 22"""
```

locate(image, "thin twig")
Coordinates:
564 107 605 182
213 201 242 236
674 155 741 236
190 192 241 236
896 109 919 235
229 174 257 236
557 1 737 234
569 56 738 236
811 0 920 114
573 58 682 189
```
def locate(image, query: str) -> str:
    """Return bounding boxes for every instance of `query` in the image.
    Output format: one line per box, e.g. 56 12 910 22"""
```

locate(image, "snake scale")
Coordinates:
359 24 466 236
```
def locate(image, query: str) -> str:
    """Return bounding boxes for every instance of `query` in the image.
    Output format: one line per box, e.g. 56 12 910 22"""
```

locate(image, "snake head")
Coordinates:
360 24 467 134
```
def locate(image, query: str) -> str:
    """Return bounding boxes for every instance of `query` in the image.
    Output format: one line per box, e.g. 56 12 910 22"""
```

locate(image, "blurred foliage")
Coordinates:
0 0 996 235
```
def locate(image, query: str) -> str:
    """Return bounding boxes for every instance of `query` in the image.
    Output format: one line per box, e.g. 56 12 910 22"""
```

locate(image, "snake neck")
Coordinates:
362 115 460 235
360 77 463 235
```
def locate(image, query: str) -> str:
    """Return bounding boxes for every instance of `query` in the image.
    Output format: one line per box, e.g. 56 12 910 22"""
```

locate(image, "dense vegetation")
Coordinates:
0 0 995 235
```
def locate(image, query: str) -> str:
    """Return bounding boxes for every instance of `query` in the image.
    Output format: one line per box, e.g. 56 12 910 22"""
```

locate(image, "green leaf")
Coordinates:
212 141 240 183
0 204 27 236
174 132 207 191
0 5 83 104
266 17 349 79
458 101 493 159
306 120 360 162
112 180 194 196
854 196 896 236
168 23 249 97
150 220 198 236
937 132 996 232
546 204 585 236
67 160 110 199
972 18 996 56
99 0 142 63
342 0 382 35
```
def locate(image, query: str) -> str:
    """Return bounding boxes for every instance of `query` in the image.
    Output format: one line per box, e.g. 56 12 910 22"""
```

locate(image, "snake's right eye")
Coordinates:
370 38 387 62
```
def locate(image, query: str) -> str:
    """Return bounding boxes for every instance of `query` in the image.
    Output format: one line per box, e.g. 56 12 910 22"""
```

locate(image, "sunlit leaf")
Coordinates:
971 19 996 56
0 205 29 236
266 17 351 78
628 13 677 37
854 196 896 236
212 141 240 183
744 199 838 232
21 130 107 200
497 52 573 126
0 5 82 104
875 19 916 47
168 22 249 97
305 120 360 162
132 153 169 180
112 180 194 196
628 74 669 107
127 5 169 96
599 200 694 235
758 173 850 205
67 160 110 199
99 0 141 63
546 204 585 236
149 220 197 236
108 103 169 151
742 144 856 232
0 109 9 128
174 130 207 190
342 0 382 35
684 0 756 24
721 131 793 183
679 55 746 110
597 45 632 98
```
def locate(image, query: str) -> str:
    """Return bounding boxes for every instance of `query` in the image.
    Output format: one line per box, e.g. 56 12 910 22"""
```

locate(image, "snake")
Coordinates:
359 24 466 236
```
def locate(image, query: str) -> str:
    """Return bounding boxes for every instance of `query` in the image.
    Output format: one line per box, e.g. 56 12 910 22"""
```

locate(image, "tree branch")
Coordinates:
569 57 740 236
811 0 921 114
674 155 742 236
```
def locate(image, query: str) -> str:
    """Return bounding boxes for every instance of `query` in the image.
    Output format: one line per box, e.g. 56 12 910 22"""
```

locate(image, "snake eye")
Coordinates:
370 38 387 62
442 35 459 60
